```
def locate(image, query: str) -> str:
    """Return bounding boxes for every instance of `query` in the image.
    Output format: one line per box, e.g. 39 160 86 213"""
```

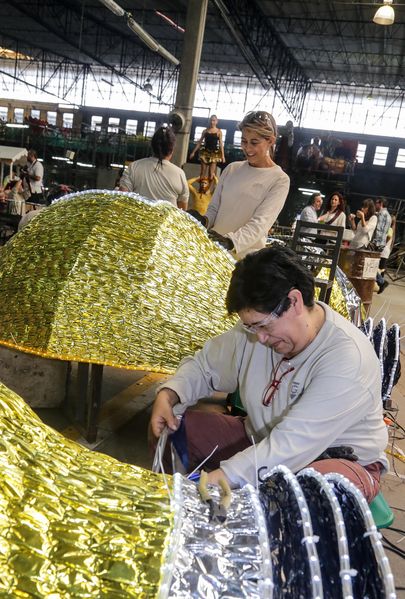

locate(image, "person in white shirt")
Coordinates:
349 199 377 249
298 192 322 235
150 246 387 503
119 126 189 210
188 111 290 259
22 149 44 204
318 191 346 238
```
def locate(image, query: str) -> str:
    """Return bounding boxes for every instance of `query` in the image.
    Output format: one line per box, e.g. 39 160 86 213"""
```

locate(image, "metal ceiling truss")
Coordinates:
0 13 178 105
212 0 310 122
5 1 179 84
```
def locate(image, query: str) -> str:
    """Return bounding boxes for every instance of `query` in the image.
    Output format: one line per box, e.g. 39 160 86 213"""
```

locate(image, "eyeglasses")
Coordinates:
241 293 292 334
262 357 295 406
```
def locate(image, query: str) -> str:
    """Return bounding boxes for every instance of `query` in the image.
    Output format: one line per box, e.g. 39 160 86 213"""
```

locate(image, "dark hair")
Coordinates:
226 246 315 315
325 191 345 213
151 126 176 166
376 196 388 207
28 149 38 159
362 198 376 220
310 192 321 206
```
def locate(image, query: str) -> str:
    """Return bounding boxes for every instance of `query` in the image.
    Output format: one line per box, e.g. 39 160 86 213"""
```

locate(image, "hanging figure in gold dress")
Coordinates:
189 115 225 182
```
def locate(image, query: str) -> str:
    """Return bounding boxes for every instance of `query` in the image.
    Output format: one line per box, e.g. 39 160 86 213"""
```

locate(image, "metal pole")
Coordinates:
171 0 209 167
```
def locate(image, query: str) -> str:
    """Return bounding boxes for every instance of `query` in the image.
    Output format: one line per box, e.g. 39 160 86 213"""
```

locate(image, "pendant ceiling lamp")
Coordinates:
373 0 395 25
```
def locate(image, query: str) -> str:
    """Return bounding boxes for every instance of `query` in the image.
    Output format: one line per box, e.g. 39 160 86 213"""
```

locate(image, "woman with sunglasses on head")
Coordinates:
151 246 387 503
189 111 290 259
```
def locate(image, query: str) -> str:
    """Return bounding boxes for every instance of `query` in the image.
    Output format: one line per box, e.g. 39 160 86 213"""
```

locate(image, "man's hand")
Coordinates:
207 230 234 250
206 468 230 487
150 388 180 438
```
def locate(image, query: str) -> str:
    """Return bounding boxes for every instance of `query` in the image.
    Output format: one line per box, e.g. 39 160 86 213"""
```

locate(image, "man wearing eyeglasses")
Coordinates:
150 246 388 502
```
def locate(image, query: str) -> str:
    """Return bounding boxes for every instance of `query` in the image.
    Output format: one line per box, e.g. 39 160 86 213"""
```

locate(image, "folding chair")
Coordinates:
291 220 344 305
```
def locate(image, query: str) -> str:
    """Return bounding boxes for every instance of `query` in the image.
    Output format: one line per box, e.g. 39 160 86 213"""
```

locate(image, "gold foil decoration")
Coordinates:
0 381 172 597
0 192 237 373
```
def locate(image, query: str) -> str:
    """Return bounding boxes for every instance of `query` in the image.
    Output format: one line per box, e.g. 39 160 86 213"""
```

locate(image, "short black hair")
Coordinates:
226 246 315 315
376 197 388 207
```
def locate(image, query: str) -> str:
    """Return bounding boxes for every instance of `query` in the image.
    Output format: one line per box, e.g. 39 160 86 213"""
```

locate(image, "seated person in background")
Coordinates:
349 199 377 249
4 179 25 216
298 192 323 234
187 175 218 215
150 246 388 503
318 191 346 236
119 126 189 210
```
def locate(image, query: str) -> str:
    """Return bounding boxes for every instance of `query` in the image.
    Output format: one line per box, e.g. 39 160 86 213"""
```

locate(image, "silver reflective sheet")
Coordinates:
161 475 272 599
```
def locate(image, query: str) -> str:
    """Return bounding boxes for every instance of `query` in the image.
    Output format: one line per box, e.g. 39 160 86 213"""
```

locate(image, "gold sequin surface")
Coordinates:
0 191 237 372
0 381 172 597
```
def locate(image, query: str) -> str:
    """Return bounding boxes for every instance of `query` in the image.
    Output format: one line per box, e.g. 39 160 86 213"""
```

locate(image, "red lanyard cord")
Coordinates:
262 357 295 407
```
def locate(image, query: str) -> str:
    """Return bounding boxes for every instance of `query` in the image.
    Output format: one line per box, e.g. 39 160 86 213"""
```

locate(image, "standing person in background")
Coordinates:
189 115 225 183
349 199 377 249
187 175 218 215
376 214 396 294
189 111 290 259
119 126 189 210
374 197 392 252
22 149 44 204
299 192 323 234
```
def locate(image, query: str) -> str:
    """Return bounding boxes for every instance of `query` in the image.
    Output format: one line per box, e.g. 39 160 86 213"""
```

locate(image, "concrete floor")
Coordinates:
34 268 405 596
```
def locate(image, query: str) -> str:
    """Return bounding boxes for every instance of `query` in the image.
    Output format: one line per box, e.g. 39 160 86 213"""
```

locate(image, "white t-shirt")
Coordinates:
160 302 388 487
25 160 44 195
119 157 189 207
205 161 290 259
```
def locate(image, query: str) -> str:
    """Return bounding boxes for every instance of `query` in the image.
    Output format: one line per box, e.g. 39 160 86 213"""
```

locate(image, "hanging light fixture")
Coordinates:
373 0 395 25
143 78 153 93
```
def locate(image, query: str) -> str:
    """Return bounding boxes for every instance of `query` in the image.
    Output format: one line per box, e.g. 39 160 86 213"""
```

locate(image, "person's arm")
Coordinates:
226 173 290 256
151 326 244 438
220 340 385 487
349 213 356 231
177 170 189 210
189 130 206 160
204 164 231 228
118 164 135 192
31 163 43 182
218 129 225 162
356 209 366 228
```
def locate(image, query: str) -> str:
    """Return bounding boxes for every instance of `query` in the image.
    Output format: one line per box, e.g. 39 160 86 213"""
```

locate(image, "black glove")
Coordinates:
187 209 208 228
316 445 359 462
208 229 234 251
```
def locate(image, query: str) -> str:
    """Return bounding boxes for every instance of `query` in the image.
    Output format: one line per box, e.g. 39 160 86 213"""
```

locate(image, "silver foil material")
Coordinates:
161 475 273 598
334 266 362 322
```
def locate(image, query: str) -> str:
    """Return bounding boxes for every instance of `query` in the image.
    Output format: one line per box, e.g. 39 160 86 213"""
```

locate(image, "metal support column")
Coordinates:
171 0 208 167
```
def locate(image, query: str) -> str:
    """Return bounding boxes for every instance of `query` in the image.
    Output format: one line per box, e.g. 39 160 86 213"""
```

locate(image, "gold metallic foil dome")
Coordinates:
0 191 238 372
0 381 172 597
